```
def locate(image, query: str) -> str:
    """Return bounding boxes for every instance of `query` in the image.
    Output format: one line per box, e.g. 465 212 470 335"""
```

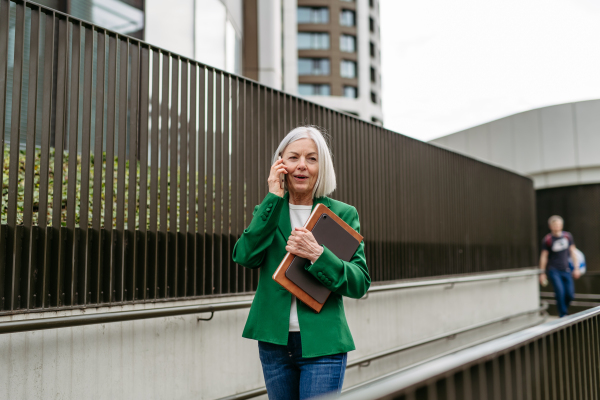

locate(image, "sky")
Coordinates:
380 0 600 142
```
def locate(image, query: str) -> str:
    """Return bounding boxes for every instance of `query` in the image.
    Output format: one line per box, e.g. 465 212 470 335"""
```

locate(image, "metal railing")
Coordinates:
207 269 543 400
0 0 537 315
0 299 252 334
364 268 540 298
345 303 548 368
334 306 600 400
541 291 600 308
216 303 547 400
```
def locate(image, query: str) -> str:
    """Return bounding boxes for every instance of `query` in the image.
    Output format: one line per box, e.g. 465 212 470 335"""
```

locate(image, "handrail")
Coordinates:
215 303 547 400
543 299 600 308
0 269 538 335
540 291 600 300
334 305 600 400
342 313 548 393
0 300 253 334
364 268 540 297
346 303 547 368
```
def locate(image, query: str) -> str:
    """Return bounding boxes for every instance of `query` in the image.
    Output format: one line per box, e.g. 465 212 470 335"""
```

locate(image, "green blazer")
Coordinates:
232 191 370 358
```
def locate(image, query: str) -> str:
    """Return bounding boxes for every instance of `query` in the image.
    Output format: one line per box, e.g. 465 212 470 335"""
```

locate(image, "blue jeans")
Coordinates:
547 268 575 317
258 332 347 400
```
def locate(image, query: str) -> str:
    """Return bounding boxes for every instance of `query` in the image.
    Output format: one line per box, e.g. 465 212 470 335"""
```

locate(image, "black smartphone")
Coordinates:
278 153 285 189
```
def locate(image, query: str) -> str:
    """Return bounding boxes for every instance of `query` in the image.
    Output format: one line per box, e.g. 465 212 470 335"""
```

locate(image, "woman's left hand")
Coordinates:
286 227 324 262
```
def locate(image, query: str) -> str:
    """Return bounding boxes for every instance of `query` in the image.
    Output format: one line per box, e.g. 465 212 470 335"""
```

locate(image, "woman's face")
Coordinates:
282 138 319 196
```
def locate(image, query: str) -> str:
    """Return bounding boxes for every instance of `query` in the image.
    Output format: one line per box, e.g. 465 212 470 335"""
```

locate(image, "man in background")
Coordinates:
539 215 581 317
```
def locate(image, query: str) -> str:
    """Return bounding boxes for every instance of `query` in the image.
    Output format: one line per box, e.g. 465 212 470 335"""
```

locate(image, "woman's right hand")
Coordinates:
268 158 288 198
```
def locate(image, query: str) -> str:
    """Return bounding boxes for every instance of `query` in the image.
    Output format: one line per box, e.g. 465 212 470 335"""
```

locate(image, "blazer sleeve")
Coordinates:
304 206 370 299
232 192 284 269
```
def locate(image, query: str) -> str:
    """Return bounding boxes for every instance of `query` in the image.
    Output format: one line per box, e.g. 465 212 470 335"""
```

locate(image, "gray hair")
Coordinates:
548 215 563 226
272 126 337 198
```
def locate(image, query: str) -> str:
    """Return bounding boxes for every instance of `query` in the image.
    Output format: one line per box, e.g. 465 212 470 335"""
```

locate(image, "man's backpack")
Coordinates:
543 232 573 249
569 248 586 274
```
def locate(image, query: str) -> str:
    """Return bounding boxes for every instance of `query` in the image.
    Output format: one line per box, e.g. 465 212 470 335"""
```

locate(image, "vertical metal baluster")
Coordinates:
188 62 197 297
231 76 239 293
78 22 93 305
168 54 179 298
197 65 205 295
214 71 222 295
205 68 214 295
22 5 41 310
37 10 55 309
222 74 231 294
523 345 533 400
148 48 159 300
247 82 257 291
52 19 65 308
158 51 169 299
64 21 81 306
0 0 11 311
137 44 149 301
114 37 128 303
91 29 105 305
589 318 598 400
6 0 26 311
0 1 9 271
103 33 117 304
242 80 250 292
126 41 139 301
179 59 188 297
549 334 557 400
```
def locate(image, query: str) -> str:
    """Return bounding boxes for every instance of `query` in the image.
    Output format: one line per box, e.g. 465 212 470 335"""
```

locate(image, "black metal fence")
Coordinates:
337 306 600 400
0 0 537 315
536 183 600 273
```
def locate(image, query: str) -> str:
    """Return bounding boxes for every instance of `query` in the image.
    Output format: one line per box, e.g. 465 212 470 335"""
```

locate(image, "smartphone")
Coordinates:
278 154 285 189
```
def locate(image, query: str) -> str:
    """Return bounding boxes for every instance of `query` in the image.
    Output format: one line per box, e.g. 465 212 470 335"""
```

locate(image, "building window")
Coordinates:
371 91 377 104
340 34 356 52
371 116 383 125
369 0 374 7
298 84 331 96
370 67 376 83
298 32 330 50
369 17 375 33
340 10 356 27
340 60 357 78
297 7 329 24
370 42 376 58
343 86 358 98
298 58 330 75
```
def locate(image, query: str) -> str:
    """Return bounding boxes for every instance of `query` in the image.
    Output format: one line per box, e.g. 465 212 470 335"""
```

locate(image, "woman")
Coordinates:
232 126 370 399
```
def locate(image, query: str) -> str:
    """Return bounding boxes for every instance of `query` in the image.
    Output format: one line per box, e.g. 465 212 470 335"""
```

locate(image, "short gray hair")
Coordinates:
272 126 337 198
548 215 563 225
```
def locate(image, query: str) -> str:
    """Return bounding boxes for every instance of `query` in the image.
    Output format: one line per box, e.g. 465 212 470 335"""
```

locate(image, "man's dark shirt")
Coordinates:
542 232 574 271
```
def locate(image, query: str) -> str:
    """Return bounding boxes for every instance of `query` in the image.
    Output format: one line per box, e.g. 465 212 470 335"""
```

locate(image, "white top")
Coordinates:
288 203 313 332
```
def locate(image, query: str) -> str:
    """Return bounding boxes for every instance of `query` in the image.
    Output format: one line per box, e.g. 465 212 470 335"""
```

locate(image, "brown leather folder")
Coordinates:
272 204 364 313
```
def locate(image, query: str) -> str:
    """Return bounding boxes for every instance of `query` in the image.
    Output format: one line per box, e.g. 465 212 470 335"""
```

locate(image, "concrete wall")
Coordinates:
431 99 600 189
0 269 541 399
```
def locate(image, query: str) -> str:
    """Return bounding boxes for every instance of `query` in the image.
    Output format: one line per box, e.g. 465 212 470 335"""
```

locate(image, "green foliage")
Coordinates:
1 148 214 230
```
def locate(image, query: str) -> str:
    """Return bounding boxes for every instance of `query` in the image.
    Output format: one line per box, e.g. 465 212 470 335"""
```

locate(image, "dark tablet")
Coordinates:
285 213 360 304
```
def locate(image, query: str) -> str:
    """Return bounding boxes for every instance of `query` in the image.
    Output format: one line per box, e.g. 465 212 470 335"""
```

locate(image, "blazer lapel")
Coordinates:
277 192 333 241
278 192 293 242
